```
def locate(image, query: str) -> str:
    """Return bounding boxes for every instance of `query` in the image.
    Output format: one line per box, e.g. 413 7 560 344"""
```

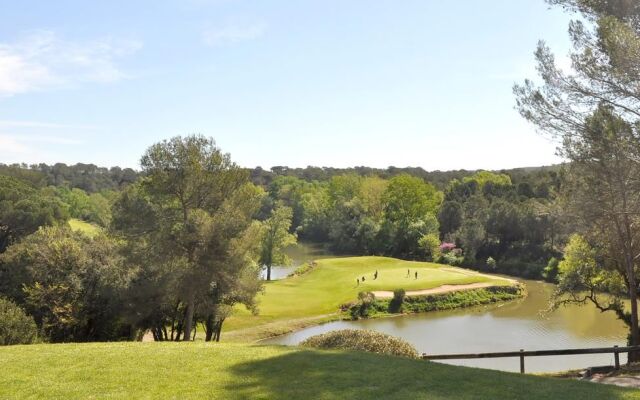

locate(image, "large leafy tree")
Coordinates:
381 174 442 258
515 0 640 355
112 135 262 341
259 205 297 281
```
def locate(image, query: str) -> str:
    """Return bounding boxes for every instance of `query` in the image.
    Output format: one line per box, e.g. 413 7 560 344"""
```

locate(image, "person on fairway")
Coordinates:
415 271 418 279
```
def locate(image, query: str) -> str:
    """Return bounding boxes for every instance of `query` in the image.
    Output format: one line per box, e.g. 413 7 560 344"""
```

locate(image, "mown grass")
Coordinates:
0 342 637 400
68 218 101 237
224 256 514 340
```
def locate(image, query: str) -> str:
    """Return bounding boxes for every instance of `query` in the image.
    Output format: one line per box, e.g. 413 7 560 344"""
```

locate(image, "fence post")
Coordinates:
519 349 525 374
614 345 620 370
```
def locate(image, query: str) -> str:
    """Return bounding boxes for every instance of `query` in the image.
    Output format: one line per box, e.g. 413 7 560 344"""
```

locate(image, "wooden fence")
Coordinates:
422 345 640 373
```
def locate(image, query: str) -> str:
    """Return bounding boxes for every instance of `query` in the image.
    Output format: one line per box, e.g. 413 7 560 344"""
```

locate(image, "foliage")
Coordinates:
389 288 406 313
0 226 131 342
0 175 69 253
301 329 419 359
515 0 640 351
0 163 139 193
486 257 497 270
543 257 560 282
0 297 38 346
387 285 525 314
349 291 378 319
552 235 627 323
112 135 263 341
259 205 297 281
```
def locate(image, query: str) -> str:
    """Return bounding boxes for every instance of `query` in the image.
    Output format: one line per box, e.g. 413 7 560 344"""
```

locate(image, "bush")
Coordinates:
349 292 377 319
486 257 497 270
542 257 560 282
440 252 464 266
0 297 38 346
301 329 419 359
389 288 406 313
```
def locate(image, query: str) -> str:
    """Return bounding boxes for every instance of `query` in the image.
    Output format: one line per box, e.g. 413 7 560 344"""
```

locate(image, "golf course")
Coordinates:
223 256 519 341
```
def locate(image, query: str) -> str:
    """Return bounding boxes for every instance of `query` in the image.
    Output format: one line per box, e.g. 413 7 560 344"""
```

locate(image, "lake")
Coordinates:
262 243 629 373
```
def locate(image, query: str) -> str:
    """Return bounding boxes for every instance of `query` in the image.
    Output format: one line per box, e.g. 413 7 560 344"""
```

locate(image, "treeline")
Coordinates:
0 163 138 192
249 164 560 190
262 168 566 278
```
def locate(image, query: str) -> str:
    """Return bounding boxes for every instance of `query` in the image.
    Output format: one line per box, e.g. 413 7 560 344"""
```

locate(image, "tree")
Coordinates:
381 174 442 258
438 201 463 237
0 176 68 253
259 205 297 281
112 135 262 341
0 226 131 342
553 234 627 324
515 1 640 357
0 297 38 345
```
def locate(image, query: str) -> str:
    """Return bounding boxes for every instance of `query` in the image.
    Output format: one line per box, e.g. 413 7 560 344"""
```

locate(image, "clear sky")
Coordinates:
0 0 574 170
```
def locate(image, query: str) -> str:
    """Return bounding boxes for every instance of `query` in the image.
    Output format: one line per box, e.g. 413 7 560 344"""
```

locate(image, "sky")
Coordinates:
0 0 575 171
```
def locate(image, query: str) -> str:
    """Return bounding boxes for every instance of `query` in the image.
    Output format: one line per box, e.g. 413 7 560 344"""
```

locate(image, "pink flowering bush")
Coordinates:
439 242 456 253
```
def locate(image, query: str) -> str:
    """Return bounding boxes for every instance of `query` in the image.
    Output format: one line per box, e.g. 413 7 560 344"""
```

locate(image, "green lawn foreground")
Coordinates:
0 342 637 400
223 256 514 340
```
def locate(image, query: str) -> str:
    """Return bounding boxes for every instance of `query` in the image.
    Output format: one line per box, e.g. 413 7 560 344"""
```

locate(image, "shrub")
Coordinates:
389 288 406 313
542 257 560 282
0 297 38 346
441 252 464 266
349 292 377 319
486 257 497 270
439 242 456 253
301 329 419 358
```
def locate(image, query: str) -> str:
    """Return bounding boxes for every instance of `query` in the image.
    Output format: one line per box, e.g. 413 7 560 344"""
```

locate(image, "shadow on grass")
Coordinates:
225 348 637 400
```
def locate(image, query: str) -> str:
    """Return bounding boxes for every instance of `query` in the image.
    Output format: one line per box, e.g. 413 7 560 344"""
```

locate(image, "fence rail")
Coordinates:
422 345 640 373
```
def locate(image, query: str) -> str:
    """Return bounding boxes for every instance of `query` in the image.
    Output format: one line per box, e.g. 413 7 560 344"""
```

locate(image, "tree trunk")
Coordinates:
204 314 214 342
627 255 640 362
267 263 272 281
183 295 195 342
214 318 225 342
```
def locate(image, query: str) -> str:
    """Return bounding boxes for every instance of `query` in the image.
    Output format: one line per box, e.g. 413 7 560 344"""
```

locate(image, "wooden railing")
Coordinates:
422 345 640 373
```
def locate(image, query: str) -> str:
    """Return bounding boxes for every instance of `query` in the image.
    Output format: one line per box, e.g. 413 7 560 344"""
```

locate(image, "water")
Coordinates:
261 242 343 280
262 277 629 373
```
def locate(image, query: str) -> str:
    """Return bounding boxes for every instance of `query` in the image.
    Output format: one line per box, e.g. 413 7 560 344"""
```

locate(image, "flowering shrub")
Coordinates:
439 242 456 253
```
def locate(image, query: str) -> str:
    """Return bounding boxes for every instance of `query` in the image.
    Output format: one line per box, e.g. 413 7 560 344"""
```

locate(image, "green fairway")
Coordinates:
224 256 514 340
68 218 101 237
0 342 636 400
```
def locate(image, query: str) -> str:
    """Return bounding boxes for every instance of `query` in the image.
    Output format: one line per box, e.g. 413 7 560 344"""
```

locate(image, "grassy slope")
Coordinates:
0 342 636 400
224 256 513 340
68 218 101 237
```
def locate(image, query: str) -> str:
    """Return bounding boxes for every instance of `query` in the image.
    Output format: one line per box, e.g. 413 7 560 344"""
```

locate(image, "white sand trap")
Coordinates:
371 282 502 299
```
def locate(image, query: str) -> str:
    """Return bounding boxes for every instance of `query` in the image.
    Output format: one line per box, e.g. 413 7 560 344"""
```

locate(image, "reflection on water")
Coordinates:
262 278 629 373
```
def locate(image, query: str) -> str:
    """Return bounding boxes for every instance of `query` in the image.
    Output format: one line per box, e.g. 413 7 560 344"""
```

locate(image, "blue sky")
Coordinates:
0 0 573 170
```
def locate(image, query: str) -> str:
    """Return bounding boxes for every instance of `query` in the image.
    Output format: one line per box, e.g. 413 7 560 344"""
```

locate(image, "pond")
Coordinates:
261 250 629 373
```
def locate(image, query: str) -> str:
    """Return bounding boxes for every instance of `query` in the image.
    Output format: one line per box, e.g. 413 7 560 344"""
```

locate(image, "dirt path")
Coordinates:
371 282 500 299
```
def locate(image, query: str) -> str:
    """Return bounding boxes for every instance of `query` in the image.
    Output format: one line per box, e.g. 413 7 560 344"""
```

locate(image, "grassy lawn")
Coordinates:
224 256 513 340
0 342 637 400
68 218 101 237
